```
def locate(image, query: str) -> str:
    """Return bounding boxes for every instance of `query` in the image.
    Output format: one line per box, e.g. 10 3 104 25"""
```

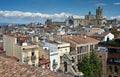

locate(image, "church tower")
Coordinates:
96 6 103 19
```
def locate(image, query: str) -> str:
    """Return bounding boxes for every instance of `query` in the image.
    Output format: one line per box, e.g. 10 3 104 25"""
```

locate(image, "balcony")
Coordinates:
31 55 36 60
24 57 29 62
107 58 120 65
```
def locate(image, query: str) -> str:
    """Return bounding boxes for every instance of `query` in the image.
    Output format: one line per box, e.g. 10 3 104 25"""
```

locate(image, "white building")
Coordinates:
91 31 114 42
43 41 70 71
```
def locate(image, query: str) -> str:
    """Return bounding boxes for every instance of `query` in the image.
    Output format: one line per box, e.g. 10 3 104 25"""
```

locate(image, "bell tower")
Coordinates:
96 6 103 19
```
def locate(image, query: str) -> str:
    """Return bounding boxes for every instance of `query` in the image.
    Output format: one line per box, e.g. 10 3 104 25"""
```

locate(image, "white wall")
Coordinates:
50 51 58 71
104 33 114 41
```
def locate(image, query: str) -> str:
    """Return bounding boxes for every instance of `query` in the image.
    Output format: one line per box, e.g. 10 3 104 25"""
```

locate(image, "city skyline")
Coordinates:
0 0 120 23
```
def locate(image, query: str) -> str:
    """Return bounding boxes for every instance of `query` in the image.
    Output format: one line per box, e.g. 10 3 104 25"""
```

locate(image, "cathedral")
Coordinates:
66 7 107 27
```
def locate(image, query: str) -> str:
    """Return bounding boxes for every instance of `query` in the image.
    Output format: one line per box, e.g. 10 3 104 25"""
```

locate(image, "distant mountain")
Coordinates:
0 23 10 26
0 23 23 26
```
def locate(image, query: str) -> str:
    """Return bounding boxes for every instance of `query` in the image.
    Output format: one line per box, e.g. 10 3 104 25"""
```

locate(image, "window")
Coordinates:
114 66 118 73
52 59 57 71
99 56 102 58
108 75 111 77
90 45 93 51
107 37 110 42
109 66 112 72
32 64 35 66
32 52 34 56
108 58 113 63
114 59 120 63
116 49 120 53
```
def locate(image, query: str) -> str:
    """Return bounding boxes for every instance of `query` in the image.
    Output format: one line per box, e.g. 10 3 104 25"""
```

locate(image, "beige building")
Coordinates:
62 35 100 63
58 43 70 67
3 34 39 66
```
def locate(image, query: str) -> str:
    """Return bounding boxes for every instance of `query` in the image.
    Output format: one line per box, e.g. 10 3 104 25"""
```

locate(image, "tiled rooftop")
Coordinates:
62 35 99 45
0 57 73 77
39 59 50 65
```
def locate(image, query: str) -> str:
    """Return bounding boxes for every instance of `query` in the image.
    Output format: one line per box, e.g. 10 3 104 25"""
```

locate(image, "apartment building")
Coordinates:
107 46 120 77
62 35 100 63
3 34 39 66
98 38 120 77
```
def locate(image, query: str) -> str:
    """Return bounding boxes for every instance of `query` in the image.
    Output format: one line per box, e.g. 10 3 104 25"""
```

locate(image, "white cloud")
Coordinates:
113 2 120 5
110 16 120 19
103 16 107 18
0 10 84 19
96 2 106 6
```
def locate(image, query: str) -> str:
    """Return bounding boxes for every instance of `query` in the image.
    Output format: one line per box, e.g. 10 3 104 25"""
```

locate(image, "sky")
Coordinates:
0 0 120 24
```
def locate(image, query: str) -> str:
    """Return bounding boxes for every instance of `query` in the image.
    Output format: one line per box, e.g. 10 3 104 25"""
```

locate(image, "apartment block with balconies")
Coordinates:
98 38 120 77
62 35 100 63
3 34 39 66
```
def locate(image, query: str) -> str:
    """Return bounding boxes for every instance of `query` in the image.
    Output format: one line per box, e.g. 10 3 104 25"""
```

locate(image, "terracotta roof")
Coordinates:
62 36 79 45
0 57 73 77
62 35 99 45
91 31 111 37
39 59 50 65
74 35 99 43
4 55 19 61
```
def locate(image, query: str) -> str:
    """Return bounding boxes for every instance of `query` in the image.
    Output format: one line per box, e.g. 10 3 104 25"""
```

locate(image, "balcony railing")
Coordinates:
31 55 36 60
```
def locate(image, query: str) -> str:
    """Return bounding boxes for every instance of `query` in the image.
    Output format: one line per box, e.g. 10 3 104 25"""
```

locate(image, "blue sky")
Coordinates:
0 0 120 24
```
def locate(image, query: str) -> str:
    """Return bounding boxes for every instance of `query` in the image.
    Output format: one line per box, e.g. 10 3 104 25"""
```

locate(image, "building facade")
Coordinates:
62 35 100 63
98 39 120 77
43 41 70 71
107 46 120 77
3 34 39 66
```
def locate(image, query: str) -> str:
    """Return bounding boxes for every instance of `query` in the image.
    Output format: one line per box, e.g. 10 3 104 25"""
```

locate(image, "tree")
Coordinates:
80 55 94 77
90 50 102 77
79 50 102 77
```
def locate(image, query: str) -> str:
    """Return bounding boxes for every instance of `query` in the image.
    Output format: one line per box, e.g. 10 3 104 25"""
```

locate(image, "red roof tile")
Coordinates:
4 55 19 61
62 36 79 45
74 35 99 43
39 59 50 65
62 35 99 45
